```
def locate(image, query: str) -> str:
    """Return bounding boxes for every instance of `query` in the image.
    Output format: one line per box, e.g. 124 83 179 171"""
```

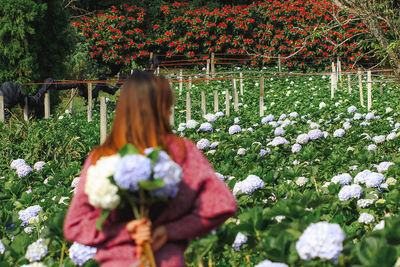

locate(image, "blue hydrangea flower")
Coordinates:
196 139 211 150
198 122 213 132
255 260 288 267
331 173 352 185
150 151 183 198
114 155 152 191
308 129 323 140
11 159 26 170
261 115 274 124
232 232 247 251
0 240 4 254
233 175 264 196
338 184 362 201
19 205 42 226
17 165 33 178
69 242 97 266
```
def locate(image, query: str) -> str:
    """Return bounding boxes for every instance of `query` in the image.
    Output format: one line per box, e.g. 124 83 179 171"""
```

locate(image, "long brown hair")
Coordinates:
91 70 182 164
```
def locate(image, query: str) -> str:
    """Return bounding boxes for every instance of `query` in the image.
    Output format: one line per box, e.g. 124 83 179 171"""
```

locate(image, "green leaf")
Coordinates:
138 179 165 190
119 144 139 156
96 210 111 231
147 147 162 164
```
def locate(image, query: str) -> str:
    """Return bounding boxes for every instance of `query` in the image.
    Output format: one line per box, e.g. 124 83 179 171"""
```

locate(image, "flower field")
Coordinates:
1 67 400 266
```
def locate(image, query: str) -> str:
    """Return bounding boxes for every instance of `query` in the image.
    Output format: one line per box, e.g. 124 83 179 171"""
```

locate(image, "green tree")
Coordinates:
0 0 73 93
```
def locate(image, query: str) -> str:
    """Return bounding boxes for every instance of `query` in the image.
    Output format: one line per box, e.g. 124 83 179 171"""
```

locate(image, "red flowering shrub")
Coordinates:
72 1 377 70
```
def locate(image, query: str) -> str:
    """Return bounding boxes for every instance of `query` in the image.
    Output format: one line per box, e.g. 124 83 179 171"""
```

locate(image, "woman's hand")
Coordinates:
151 225 168 252
127 218 152 259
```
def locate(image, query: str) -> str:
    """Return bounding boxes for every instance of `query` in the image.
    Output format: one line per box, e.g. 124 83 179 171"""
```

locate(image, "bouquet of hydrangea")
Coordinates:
85 144 183 267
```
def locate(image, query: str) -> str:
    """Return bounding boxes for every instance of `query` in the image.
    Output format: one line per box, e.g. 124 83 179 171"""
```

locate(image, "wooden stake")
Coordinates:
260 77 264 117
358 71 365 107
239 72 243 95
169 104 174 127
100 97 107 144
44 91 50 119
201 91 206 117
0 96 4 122
233 78 238 111
278 54 282 74
380 83 383 95
179 69 183 95
69 89 75 114
156 66 160 75
214 90 218 112
367 70 372 111
331 62 335 99
225 89 230 117
186 92 191 122
23 96 28 121
347 74 351 94
88 83 92 122
211 52 215 78
188 76 192 91
206 59 210 85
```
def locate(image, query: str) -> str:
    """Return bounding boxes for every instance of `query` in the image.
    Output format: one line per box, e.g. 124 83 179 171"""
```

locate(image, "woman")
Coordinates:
64 71 237 266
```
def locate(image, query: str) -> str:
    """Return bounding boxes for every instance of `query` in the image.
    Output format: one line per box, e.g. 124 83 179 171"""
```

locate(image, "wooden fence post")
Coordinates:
347 74 351 94
233 78 238 111
260 77 264 117
69 89 75 114
188 76 192 91
88 83 92 122
179 69 183 95
44 91 50 119
206 59 210 85
23 96 28 121
331 62 335 99
239 72 243 95
367 70 372 111
100 97 107 144
380 83 384 95
358 71 365 107
214 91 219 112
170 104 175 127
186 92 191 122
225 89 230 117
278 54 282 74
0 96 4 122
211 53 215 78
201 91 206 117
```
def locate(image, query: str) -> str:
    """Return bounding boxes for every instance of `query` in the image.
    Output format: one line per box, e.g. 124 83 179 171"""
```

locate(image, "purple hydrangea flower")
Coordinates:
19 205 42 227
17 165 33 178
11 159 26 170
229 125 242 135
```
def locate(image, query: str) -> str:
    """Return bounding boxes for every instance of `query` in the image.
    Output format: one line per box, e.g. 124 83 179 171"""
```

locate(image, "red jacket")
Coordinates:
64 136 237 267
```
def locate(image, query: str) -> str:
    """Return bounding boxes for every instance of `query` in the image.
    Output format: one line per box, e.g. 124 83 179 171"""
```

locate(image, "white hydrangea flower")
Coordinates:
373 220 385 231
296 222 345 261
215 111 224 117
347 106 357 113
289 112 298 118
275 216 286 223
343 122 351 130
319 102 327 109
358 213 375 224
357 199 375 208
374 162 394 173
233 175 264 196
0 240 4 254
309 122 320 129
269 121 279 128
365 172 385 188
85 156 121 210
354 170 372 184
372 135 386 144
296 134 309 144
296 177 308 186
237 148 246 156
234 117 240 124
367 144 377 151
365 113 375 120
33 162 46 172
255 259 288 267
386 177 397 185
229 125 242 135
21 263 46 267
292 144 302 153
333 129 345 138
204 113 217 122
25 239 48 262
11 159 26 170
274 127 285 136
308 129 323 140
331 173 352 185
338 184 363 201
387 132 397 141
210 142 219 149
186 120 199 129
